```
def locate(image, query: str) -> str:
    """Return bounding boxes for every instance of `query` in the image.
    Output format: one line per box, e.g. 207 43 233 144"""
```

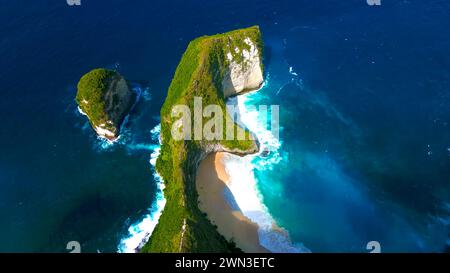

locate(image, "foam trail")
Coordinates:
141 87 152 102
77 105 120 148
87 85 144 150
224 90 310 253
77 106 88 116
118 124 166 253
289 66 298 76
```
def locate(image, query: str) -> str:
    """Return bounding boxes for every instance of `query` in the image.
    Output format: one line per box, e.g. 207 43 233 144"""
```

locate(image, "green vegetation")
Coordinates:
75 68 118 130
141 26 263 253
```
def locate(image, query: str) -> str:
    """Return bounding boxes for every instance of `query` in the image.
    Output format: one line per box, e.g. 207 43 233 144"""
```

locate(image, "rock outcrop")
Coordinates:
222 37 264 97
141 26 264 253
76 68 136 141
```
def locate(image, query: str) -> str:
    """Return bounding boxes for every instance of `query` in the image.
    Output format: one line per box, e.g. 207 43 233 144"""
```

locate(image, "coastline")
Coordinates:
118 124 166 253
141 27 271 252
80 85 143 147
196 152 269 253
220 91 308 253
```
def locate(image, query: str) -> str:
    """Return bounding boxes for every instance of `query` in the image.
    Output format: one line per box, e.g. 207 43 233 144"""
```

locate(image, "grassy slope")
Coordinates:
76 68 119 131
141 26 263 253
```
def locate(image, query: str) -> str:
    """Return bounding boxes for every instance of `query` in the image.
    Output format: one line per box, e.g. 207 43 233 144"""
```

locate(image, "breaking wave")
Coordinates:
223 84 310 253
117 124 166 253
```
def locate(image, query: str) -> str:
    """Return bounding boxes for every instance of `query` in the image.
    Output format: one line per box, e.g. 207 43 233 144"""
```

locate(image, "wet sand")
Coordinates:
196 152 268 253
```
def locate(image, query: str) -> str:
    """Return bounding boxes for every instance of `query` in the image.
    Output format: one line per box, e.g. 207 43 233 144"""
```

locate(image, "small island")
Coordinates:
141 26 265 252
76 68 136 141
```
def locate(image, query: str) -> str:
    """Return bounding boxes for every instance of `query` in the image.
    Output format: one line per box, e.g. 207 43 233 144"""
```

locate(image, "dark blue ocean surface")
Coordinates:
0 0 448 252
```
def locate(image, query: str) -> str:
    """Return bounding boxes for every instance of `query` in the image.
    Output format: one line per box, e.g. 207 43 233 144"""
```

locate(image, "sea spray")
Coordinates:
78 85 144 150
224 91 310 253
76 86 167 252
118 124 166 253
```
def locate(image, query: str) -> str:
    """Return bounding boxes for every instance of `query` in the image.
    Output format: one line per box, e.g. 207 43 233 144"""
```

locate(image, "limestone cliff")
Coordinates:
222 37 264 97
141 26 264 253
76 68 136 141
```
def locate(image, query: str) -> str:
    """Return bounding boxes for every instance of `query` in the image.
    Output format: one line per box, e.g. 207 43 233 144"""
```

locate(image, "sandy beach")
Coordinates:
196 152 269 253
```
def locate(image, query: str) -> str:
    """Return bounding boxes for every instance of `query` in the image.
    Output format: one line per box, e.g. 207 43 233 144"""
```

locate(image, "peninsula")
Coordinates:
141 26 265 252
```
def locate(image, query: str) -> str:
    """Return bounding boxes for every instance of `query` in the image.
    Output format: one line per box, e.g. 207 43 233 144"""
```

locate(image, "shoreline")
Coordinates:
78 84 143 144
118 124 166 253
196 152 269 253
208 91 307 253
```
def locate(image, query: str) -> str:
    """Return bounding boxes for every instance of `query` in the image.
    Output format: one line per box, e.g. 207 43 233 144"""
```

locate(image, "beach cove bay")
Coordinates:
0 0 448 253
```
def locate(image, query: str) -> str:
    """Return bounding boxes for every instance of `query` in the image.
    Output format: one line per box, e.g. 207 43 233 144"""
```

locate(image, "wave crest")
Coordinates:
117 124 166 253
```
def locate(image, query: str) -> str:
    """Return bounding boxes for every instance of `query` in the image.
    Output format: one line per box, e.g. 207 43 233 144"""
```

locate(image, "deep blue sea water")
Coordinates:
0 0 449 252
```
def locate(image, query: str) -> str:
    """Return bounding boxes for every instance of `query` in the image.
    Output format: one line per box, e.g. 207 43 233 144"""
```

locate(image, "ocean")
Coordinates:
0 0 449 252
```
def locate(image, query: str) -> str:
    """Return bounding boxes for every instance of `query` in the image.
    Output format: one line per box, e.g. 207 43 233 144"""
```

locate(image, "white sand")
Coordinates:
196 152 268 253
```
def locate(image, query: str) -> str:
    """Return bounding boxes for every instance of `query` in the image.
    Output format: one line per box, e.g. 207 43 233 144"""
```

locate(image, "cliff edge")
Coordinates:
76 68 136 141
141 26 264 253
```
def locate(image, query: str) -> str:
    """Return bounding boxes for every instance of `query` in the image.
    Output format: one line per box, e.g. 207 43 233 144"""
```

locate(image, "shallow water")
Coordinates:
0 0 448 252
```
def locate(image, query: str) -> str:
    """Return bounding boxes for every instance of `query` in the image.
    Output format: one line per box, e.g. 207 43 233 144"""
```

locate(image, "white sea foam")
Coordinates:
78 104 122 148
117 81 308 252
141 87 152 102
92 85 144 150
224 90 310 253
77 106 88 116
118 124 166 253
77 83 167 252
289 66 298 76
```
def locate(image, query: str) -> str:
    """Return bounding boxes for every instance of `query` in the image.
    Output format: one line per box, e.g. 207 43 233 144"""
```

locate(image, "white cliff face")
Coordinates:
92 77 135 141
222 37 264 98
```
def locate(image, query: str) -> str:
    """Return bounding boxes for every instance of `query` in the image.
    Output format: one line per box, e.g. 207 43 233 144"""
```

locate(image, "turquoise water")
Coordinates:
0 0 449 252
248 9 450 251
